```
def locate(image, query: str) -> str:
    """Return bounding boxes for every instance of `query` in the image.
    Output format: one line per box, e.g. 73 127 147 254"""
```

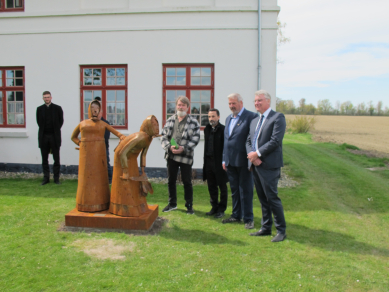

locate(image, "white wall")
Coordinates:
0 0 280 170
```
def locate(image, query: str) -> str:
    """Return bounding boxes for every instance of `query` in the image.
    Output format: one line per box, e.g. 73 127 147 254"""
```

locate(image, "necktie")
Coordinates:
251 114 264 152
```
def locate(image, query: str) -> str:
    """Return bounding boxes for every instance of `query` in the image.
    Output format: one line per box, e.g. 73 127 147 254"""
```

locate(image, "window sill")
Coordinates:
0 130 28 138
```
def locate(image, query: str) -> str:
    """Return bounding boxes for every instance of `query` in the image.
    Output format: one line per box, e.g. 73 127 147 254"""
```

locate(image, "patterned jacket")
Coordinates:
161 114 201 165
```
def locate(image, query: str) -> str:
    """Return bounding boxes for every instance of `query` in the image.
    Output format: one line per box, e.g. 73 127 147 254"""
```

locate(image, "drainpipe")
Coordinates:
257 0 261 90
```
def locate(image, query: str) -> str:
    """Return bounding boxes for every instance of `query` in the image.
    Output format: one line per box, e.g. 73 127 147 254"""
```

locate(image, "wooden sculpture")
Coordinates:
109 115 160 217
71 100 125 212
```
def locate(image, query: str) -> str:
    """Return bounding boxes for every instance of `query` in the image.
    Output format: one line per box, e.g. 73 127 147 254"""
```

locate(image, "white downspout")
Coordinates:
258 0 261 90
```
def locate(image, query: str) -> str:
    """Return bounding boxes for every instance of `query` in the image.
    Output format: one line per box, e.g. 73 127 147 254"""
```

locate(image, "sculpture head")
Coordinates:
88 100 101 121
140 115 160 137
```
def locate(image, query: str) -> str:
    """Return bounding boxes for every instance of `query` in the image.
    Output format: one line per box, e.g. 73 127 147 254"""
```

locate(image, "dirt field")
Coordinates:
285 115 389 156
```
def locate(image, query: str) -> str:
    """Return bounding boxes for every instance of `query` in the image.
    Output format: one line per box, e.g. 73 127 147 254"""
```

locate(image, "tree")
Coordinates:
317 99 332 115
376 101 383 116
298 98 306 114
368 101 375 116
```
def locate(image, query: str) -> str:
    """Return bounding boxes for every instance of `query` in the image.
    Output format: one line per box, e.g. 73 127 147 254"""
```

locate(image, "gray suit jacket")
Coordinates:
246 110 286 170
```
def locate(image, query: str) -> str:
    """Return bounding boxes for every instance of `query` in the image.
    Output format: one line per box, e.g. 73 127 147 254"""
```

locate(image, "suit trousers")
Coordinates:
253 166 286 234
40 134 60 180
205 156 228 212
227 165 253 223
167 158 193 209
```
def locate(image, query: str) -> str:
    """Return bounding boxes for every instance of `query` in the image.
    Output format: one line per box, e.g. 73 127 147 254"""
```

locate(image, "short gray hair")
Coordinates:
228 93 243 102
176 96 190 107
255 90 271 100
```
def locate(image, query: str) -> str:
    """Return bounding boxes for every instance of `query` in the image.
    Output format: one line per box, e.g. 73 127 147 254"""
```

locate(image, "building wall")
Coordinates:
0 0 280 171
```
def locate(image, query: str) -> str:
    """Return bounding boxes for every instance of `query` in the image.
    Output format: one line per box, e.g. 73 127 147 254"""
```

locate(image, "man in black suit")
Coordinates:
246 90 287 242
36 91 64 185
203 108 229 219
222 93 257 229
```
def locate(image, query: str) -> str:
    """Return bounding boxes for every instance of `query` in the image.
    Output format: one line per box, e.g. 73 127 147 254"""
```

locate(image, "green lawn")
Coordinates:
1 134 388 291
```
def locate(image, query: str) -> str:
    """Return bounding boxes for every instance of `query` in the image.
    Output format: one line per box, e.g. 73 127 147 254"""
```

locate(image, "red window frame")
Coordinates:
0 0 24 12
162 64 214 129
0 66 26 128
80 64 128 129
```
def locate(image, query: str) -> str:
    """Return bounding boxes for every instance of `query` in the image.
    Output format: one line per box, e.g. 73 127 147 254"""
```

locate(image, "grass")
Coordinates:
1 133 389 291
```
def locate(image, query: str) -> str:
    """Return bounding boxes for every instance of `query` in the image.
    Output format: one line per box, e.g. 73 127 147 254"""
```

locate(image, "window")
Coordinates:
0 0 24 12
0 67 25 127
80 65 127 129
162 64 214 128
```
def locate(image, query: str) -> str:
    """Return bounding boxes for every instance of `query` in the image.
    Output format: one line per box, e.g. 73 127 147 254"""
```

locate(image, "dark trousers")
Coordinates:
205 157 228 212
227 165 254 223
167 158 193 209
106 148 112 184
40 134 60 180
253 166 286 234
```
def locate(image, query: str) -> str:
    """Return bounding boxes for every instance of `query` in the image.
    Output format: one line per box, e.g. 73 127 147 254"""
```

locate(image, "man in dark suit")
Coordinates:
203 108 229 219
246 90 287 242
222 93 257 229
36 91 64 185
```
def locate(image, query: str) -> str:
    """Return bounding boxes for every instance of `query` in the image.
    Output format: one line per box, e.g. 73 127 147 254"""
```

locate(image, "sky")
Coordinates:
276 0 389 109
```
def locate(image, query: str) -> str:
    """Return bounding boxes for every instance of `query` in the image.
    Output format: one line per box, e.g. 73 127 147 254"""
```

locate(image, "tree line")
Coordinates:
276 98 389 116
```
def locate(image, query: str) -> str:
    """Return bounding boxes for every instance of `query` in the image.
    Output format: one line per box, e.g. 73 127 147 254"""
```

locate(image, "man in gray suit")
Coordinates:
222 93 257 229
246 90 287 242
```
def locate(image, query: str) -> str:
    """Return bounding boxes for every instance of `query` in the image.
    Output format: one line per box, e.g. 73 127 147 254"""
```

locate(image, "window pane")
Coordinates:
167 103 175 114
191 91 201 102
201 115 209 126
166 77 175 85
177 90 186 96
191 68 200 76
107 68 115 77
177 68 186 76
93 69 101 76
84 78 92 85
15 70 23 78
176 77 186 85
116 90 125 101
201 91 211 102
6 0 14 8
116 68 125 76
16 103 23 113
201 103 210 114
107 90 115 101
84 69 92 76
107 103 116 113
15 0 22 7
0 114 2 124
84 103 89 114
117 78 125 85
15 79 23 86
107 78 115 85
7 91 14 101
107 114 115 125
116 103 125 113
8 114 15 124
84 113 89 119
93 78 101 85
166 90 176 102
7 103 15 113
84 91 92 101
6 79 14 87
16 91 23 101
16 114 24 124
0 92 2 101
0 71 2 87
192 115 200 123
166 68 175 76
201 68 211 76
93 91 102 100
191 103 200 114
191 77 200 85
201 77 211 85
117 115 125 125
6 70 14 78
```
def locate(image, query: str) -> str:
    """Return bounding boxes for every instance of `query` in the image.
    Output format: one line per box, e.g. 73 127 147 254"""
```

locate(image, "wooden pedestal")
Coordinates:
65 204 158 231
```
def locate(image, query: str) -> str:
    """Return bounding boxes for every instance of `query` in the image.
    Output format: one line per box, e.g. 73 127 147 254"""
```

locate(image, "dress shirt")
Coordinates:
228 107 245 136
254 107 272 157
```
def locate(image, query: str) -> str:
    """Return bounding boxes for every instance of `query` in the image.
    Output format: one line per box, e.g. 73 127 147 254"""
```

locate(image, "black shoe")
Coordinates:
162 204 177 212
206 208 218 216
250 229 272 236
271 233 287 242
41 179 49 186
244 221 255 229
222 216 241 224
214 212 225 218
54 180 61 185
186 208 194 215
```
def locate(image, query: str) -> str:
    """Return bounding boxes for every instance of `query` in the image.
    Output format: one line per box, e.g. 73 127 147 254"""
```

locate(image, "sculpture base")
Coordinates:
65 204 158 231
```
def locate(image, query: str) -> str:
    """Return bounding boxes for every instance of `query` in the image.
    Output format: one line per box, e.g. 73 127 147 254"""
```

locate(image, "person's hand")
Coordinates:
222 162 226 171
120 135 126 141
247 151 259 163
252 158 262 166
171 146 184 154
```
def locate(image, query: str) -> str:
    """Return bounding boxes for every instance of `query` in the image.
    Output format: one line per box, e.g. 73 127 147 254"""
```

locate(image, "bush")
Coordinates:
340 143 360 150
287 116 316 133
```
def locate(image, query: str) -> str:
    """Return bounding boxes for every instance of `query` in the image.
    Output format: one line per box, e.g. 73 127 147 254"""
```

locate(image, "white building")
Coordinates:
0 0 280 176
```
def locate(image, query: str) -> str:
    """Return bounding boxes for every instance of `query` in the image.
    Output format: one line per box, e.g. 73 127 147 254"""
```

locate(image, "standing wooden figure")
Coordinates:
109 115 160 217
71 100 125 212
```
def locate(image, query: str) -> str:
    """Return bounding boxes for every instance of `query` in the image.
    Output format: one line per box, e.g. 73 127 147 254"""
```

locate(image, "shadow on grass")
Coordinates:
288 223 389 257
160 226 248 246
